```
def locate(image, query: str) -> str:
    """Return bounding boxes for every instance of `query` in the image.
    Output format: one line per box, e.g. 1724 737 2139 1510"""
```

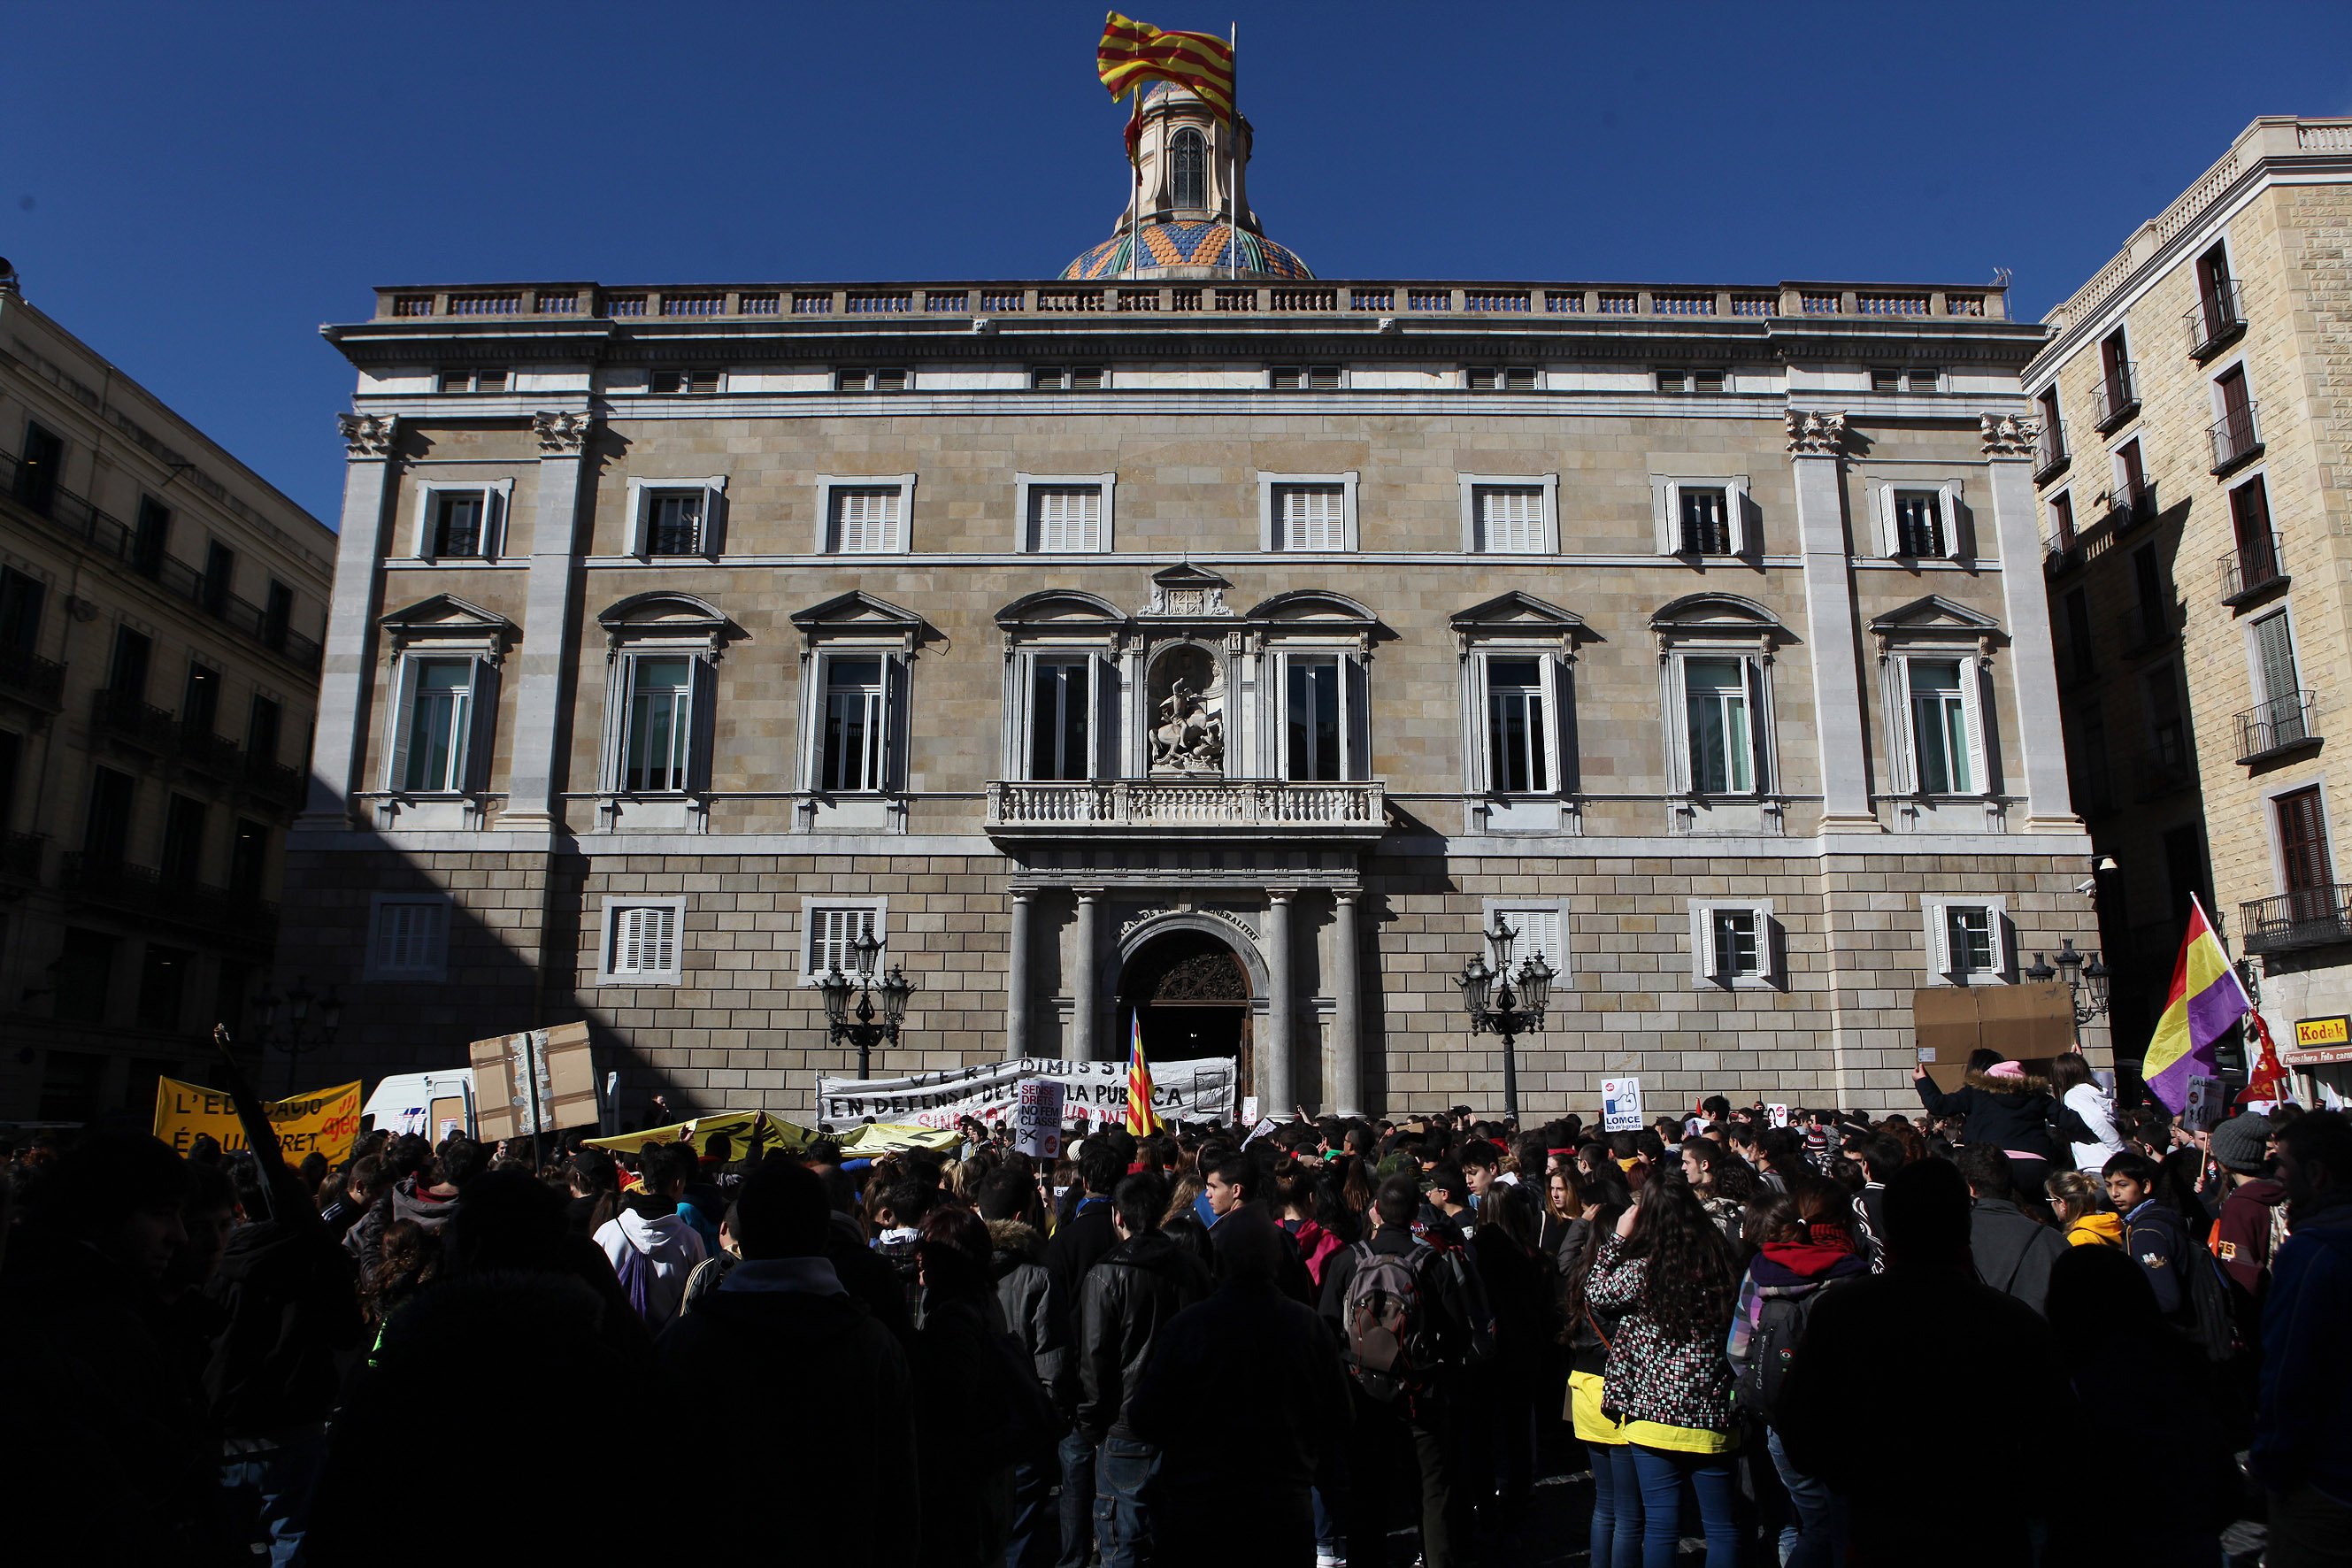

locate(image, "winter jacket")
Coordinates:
1915 1069 2062 1164
1851 1183 1890 1272
2057 1081 2126 1173
987 1218 1065 1390
203 1218 363 1435
1583 1231 1739 1442
1472 1226 1559 1380
1726 1239 1869 1421
911 1291 1020 1567
1318 1222 1480 1386
1969 1195 2069 1317
2123 1198 2196 1319
2214 1177 2289 1297
2252 1195 2352 1503
1074 1229 1211 1443
595 1206 708 1332
826 1211 915 1349
2064 1212 2124 1249
1293 1218 1345 1287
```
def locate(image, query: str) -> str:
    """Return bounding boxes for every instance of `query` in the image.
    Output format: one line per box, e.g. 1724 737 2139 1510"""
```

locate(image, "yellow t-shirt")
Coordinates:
1621 1418 1740 1456
1566 1370 1624 1446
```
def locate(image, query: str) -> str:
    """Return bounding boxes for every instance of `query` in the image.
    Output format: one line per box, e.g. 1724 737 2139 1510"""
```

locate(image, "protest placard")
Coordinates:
1601 1077 1644 1133
816 1056 1238 1132
1015 1079 1066 1159
1767 1103 1791 1128
153 1077 364 1163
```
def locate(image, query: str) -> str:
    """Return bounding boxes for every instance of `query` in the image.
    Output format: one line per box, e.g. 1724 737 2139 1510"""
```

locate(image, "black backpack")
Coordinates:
2179 1240 2241 1364
1733 1281 1837 1424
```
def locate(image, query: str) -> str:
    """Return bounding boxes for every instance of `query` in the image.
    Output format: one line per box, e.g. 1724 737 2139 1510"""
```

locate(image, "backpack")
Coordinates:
1733 1283 1833 1424
613 1239 653 1322
1342 1241 1433 1402
2179 1240 2241 1364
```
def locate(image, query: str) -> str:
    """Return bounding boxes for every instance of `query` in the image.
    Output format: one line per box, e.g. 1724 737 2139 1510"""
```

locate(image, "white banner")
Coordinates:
1601 1076 1644 1133
815 1056 1239 1133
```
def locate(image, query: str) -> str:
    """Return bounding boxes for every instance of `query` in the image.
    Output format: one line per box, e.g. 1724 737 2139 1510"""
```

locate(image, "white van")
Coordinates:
361 1070 478 1141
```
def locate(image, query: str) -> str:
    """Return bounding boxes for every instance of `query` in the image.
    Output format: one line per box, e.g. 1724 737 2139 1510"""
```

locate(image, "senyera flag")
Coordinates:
1124 1010 1163 1135
2142 893 2252 1112
1098 12 1234 161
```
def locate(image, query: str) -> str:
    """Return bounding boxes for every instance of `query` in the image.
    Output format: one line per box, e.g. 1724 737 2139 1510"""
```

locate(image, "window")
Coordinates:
1659 368 1725 394
598 897 687 985
411 480 510 561
0 567 43 657
2036 388 2066 467
0 728 18 833
1681 657 1759 795
83 766 135 866
2099 327 2137 424
14 422 63 512
1465 367 1537 392
1465 480 1555 554
1681 488 1732 554
228 819 267 902
2132 545 2171 647
2073 700 2111 814
2113 439 2149 523
437 368 510 393
1653 476 1752 557
1873 480 1963 558
263 580 294 651
2250 611 2309 749
2047 491 2076 551
137 944 190 1033
1485 657 1550 793
802 900 884 980
623 476 726 558
1171 127 1208 208
133 497 171 575
110 626 151 701
53 928 117 1025
2212 364 2260 468
181 661 220 738
2229 476 2279 592
1870 366 1902 393
1030 366 1106 391
159 795 206 887
1484 901 1570 985
367 895 450 980
1925 897 2009 982
1269 366 1341 391
203 542 234 615
819 657 890 792
2145 665 2191 779
388 657 485 794
1017 475 1113 553
247 696 281 765
1898 657 1986 795
2277 787 2333 903
2064 588 2095 682
1691 901 1778 988
1027 657 1094 780
2194 241 2241 349
1285 657 1344 780
1893 491 1945 557
620 656 696 793
649 369 719 395
818 476 914 554
1260 473 1359 551
835 368 908 393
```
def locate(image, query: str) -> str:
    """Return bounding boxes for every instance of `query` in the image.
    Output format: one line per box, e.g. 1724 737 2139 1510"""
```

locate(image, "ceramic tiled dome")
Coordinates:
1062 221 1314 281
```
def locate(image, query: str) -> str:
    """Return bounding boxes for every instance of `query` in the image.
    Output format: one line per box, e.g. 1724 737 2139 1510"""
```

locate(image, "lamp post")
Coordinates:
819 928 913 1078
250 975 345 1096
1454 913 1554 1123
2025 938 2110 1041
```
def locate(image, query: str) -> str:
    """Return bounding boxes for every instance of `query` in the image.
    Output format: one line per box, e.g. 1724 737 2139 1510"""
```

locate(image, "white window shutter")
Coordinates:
1697 909 1718 978
483 488 506 561
615 907 643 973
411 489 435 560
649 905 677 972
462 656 497 794
1929 903 1953 976
688 657 715 791
1745 659 1771 792
1664 656 1691 793
1654 479 1678 556
1990 909 2010 976
1886 657 1917 795
1541 654 1565 796
1962 659 1990 796
1344 653 1370 780
624 488 647 557
384 657 417 790
1759 911 1781 983
1941 480 1965 560
1868 483 1893 557
883 654 908 792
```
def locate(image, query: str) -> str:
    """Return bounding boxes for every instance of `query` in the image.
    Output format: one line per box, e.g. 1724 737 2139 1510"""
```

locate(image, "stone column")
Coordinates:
1263 888 1297 1111
1982 414 2081 832
1005 888 1034 1061
497 410 595 831
299 413 398 829
1072 888 1104 1059
1327 888 1364 1116
1787 410 1877 831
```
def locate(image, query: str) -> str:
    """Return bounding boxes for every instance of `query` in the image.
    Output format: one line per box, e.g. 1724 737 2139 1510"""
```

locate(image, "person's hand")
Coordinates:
1911 1063 1928 1082
1615 1195 1641 1239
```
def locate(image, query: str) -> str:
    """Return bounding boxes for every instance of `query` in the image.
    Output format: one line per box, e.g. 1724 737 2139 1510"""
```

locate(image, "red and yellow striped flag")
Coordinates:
1124 1011 1162 1135
1097 12 1235 120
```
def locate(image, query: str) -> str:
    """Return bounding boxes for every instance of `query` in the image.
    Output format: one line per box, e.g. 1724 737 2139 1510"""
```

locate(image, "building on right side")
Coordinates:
2027 116 2352 1104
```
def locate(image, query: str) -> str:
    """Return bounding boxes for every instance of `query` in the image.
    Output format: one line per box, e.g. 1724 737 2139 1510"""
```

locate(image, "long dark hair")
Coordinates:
2048 1051 2097 1099
1619 1169 1739 1341
1561 1165 1631 1327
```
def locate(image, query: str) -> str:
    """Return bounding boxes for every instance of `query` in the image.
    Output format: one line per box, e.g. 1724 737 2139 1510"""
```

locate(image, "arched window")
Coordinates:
1171 128 1208 210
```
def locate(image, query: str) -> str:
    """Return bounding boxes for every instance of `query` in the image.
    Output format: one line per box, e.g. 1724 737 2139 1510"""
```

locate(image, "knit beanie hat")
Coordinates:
2210 1112 2274 1176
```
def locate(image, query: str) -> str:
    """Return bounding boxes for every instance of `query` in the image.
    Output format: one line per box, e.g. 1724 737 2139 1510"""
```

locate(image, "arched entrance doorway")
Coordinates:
1117 928 1252 1085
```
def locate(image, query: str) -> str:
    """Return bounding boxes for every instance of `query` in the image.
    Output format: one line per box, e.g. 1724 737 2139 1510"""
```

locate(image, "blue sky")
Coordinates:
7 1 2348 524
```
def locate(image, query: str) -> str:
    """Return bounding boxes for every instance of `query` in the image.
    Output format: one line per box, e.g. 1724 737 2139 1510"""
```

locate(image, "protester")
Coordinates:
1849 1134 1903 1270
980 1170 1065 1568
2045 1168 2122 1248
2210 1111 2288 1300
1584 1167 1743 1568
2048 1050 2127 1174
1046 1140 1124 1568
913 1205 1026 1566
1467 1180 1554 1533
1561 1169 1638 1568
2106 1148 2196 1318
2251 1110 2352 1565
593 1141 707 1331
1956 1145 2067 1317
1912 1057 2063 1203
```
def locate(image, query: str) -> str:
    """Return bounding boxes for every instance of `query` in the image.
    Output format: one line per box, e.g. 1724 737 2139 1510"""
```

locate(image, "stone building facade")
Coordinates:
2028 117 2352 1103
283 88 2102 1121
0 276 335 1119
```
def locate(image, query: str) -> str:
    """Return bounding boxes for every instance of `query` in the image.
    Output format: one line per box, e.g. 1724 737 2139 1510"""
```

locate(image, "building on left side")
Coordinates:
0 268 335 1122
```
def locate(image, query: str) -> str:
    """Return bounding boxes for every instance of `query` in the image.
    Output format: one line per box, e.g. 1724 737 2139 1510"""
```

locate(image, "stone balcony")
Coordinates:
986 778 1387 841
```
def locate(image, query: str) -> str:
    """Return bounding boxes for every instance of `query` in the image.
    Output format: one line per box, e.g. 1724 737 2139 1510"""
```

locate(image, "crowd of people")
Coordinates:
1 1041 2348 1568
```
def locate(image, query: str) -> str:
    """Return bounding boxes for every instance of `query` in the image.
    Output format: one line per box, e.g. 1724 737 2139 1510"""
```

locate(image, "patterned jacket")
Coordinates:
1583 1231 1738 1434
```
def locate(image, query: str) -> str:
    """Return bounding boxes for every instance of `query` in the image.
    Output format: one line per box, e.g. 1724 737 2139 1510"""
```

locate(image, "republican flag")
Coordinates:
2141 894 2252 1113
1124 1011 1162 1135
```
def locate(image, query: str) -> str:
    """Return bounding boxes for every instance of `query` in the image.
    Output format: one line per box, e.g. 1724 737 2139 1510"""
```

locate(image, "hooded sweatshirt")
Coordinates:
595 1205 708 1332
1728 1238 1871 1386
2059 1080 2126 1173
2065 1212 2125 1249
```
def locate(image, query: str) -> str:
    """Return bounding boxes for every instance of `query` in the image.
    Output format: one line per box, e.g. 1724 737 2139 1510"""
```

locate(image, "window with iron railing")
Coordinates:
2209 370 2262 472
2190 242 2245 356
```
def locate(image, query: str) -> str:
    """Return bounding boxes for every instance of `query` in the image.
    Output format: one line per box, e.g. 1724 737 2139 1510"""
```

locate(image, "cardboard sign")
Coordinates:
469 1021 598 1141
2184 1076 2225 1133
1014 1079 1066 1160
1601 1077 1643 1133
815 1056 1239 1132
1912 983 2076 1090
152 1077 364 1164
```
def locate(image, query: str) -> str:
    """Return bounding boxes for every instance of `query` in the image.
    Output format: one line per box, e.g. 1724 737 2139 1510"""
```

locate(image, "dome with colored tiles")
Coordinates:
1062 221 1313 281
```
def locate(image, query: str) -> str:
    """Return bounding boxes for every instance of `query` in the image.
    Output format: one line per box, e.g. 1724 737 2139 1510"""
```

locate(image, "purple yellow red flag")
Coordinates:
2141 893 2251 1112
1124 1011 1162 1135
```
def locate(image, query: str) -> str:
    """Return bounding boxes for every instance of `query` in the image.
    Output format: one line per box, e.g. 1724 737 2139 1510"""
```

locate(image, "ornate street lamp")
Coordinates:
250 974 345 1095
820 930 913 1078
2025 938 2110 1038
1455 913 1553 1122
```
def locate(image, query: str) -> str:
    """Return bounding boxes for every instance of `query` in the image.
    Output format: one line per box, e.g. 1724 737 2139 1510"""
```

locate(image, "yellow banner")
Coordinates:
583 1111 814 1157
152 1076 364 1164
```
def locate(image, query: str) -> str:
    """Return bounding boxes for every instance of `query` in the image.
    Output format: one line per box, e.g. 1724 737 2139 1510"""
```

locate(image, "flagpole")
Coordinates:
1227 21 1238 281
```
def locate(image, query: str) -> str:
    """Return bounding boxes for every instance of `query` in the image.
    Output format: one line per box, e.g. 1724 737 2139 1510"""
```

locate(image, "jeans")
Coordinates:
1311 1485 1342 1553
1628 1443 1739 1568
1093 1435 1159 1568
219 1432 325 1568
1006 1455 1057 1568
1055 1428 1095 1568
1586 1442 1641 1568
1765 1427 1841 1568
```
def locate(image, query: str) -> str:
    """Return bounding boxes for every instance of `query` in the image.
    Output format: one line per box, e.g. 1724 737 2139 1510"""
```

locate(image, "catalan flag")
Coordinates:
1124 1011 1162 1135
1097 12 1235 119
2141 894 2252 1113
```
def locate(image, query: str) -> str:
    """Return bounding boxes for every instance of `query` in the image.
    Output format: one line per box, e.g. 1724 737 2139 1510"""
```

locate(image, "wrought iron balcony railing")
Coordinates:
2210 403 2264 473
2187 281 2247 358
2220 534 2287 603
2095 363 2141 430
2243 885 2352 955
2236 691 2319 763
